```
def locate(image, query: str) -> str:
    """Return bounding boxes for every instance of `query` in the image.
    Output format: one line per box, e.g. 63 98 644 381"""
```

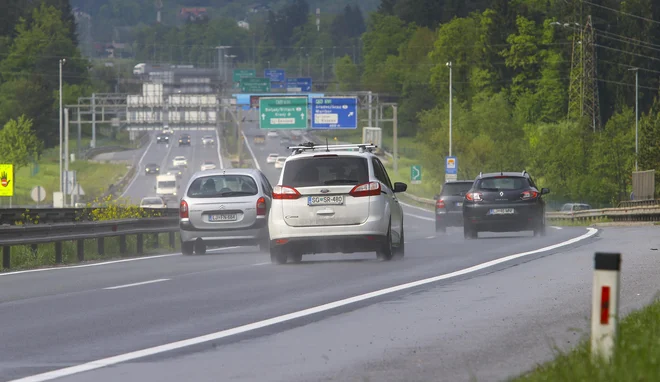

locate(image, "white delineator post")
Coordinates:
591 252 621 361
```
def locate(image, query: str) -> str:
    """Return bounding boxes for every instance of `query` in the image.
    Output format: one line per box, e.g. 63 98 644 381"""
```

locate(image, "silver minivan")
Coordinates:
179 168 273 255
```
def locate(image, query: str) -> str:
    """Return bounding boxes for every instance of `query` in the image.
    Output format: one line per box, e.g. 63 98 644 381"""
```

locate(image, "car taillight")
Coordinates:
521 190 539 200
349 182 381 197
436 199 445 209
179 200 189 219
272 185 301 200
465 192 483 202
256 197 267 215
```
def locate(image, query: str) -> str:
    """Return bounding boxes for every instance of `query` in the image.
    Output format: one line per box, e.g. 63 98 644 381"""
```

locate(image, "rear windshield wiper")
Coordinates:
324 179 359 185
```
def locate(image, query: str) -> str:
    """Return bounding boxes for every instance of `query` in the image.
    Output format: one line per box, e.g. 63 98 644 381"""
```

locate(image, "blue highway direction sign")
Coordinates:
311 97 358 129
286 77 312 92
264 69 285 82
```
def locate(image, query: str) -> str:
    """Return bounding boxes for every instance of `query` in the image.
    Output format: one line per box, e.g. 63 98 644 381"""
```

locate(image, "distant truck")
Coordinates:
253 134 265 145
155 174 178 200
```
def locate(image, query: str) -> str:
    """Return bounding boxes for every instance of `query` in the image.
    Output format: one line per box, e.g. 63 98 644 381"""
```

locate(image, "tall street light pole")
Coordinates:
59 58 66 195
629 67 639 171
447 61 452 157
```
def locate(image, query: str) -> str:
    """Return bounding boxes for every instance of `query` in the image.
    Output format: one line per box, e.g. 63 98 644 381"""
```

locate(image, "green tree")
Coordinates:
0 116 43 170
334 55 359 91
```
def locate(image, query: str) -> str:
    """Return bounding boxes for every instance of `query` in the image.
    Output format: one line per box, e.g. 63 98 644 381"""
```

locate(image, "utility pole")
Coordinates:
393 105 398 172
629 67 639 171
64 108 69 206
237 106 243 167
321 47 325 82
91 93 97 148
447 61 452 157
59 58 66 195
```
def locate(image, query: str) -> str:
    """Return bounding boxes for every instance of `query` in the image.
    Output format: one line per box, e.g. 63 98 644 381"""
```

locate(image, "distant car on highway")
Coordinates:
200 161 217 171
280 136 291 146
179 168 273 255
166 167 183 179
156 133 169 144
145 163 160 175
266 153 279 164
274 156 286 169
434 180 474 233
162 127 174 135
172 156 187 167
202 135 215 146
267 142 407 264
560 203 592 213
267 131 278 138
462 171 550 239
178 134 191 146
140 196 167 208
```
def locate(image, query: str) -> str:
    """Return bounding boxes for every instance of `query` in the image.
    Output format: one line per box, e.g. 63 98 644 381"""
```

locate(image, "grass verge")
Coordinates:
548 218 613 227
512 298 660 381
2 232 181 271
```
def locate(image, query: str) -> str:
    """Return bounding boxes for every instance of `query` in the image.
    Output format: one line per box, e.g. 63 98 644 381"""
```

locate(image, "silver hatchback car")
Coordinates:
179 168 273 255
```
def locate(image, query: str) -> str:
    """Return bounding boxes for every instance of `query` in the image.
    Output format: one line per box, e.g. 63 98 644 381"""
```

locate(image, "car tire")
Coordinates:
269 244 288 264
394 227 405 259
194 240 206 255
463 223 477 239
534 221 547 237
377 222 394 261
181 242 194 256
288 252 303 263
435 220 446 233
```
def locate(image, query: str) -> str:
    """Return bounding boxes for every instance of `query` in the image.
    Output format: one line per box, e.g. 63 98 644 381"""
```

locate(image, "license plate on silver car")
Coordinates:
489 208 514 215
456 202 463 207
209 214 237 222
308 195 344 206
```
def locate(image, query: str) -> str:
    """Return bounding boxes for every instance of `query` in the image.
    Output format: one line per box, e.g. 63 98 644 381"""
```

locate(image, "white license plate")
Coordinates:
308 195 344 206
489 208 514 215
209 214 237 222
456 202 463 207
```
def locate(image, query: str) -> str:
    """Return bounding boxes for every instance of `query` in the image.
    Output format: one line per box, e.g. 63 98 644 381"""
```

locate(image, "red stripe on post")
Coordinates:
600 286 610 324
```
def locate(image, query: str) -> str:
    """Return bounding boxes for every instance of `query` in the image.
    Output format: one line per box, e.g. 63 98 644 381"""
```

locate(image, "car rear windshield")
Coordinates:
476 177 529 190
282 156 369 187
158 181 176 188
187 175 258 198
441 182 473 196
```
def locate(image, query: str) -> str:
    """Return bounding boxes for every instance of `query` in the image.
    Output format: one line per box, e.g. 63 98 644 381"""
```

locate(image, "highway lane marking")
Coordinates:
9 228 598 382
0 247 241 277
253 262 270 266
406 213 435 222
215 128 224 169
399 201 433 213
551 226 563 230
242 130 262 171
104 279 170 290
426 235 435 239
120 136 155 198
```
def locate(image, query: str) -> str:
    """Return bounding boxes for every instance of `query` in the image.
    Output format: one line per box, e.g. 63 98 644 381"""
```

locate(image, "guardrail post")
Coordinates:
3 246 10 269
77 240 85 262
97 237 105 256
591 252 621 362
169 231 175 248
55 242 63 263
152 233 160 249
137 234 144 254
119 235 127 254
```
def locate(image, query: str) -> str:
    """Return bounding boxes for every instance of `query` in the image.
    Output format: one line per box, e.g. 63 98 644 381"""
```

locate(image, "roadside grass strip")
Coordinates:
513 299 660 381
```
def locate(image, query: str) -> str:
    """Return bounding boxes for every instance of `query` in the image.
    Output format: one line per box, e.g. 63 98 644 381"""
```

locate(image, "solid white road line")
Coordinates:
399 200 434 213
406 213 435 222
242 130 261 171
120 136 155 198
551 226 563 230
0 247 241 277
9 228 598 382
426 235 435 239
104 279 170 290
215 128 224 169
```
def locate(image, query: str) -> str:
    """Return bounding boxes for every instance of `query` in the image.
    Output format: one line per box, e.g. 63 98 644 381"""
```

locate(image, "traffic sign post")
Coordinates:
311 97 358 129
445 156 457 182
259 97 308 129
264 69 285 82
240 77 271 93
286 77 312 92
232 69 256 83
411 165 422 184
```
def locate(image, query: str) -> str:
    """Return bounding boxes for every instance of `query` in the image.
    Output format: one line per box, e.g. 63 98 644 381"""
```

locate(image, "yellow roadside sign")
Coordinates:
0 164 14 197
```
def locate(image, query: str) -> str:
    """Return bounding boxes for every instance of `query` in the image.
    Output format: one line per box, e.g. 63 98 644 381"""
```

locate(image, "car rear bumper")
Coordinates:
435 210 463 226
463 203 543 231
179 218 268 246
271 234 387 254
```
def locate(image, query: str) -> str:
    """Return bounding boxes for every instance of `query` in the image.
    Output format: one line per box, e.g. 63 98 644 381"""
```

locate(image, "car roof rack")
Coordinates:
522 170 527 176
287 142 378 155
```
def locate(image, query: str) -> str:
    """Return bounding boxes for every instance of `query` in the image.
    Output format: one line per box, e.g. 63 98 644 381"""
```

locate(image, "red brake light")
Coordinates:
272 185 301 200
521 190 539 200
179 200 189 219
349 182 381 197
436 199 445 209
465 192 483 202
256 197 267 215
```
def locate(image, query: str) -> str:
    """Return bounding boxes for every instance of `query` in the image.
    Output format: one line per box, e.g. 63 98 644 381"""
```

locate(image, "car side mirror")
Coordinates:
541 188 550 195
393 182 407 193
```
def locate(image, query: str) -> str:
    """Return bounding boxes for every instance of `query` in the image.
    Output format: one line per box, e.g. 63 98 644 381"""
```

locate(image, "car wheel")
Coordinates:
435 220 446 233
377 221 394 261
534 221 547 237
463 223 477 239
288 252 303 263
194 240 206 255
269 244 288 264
181 242 194 256
394 227 405 259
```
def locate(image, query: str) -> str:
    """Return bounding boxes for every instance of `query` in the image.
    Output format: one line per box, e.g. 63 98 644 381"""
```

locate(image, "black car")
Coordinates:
433 180 474 232
156 133 169 144
145 163 160 175
462 171 549 239
178 134 191 146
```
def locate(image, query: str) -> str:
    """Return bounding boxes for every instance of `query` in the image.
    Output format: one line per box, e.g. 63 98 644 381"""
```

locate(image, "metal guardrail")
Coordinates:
1 216 180 269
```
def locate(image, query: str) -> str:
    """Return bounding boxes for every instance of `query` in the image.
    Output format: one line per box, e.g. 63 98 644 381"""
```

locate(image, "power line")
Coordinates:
581 0 660 26
597 77 657 91
595 44 660 62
